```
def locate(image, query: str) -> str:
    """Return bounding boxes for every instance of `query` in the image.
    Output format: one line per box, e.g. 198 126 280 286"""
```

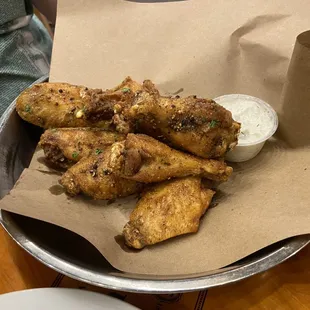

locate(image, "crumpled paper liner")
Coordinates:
1 0 310 275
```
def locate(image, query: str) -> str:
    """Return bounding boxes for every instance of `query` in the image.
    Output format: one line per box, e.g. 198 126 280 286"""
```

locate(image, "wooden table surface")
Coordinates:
0 225 309 309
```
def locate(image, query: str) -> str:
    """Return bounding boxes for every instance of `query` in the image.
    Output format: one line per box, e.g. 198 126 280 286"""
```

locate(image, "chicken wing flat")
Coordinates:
123 177 215 249
119 80 240 158
39 128 126 169
16 77 142 129
16 82 108 128
109 134 233 183
60 146 142 200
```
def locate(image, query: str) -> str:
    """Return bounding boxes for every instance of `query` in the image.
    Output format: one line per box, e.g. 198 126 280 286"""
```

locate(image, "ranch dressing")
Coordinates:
216 95 276 145
214 94 278 162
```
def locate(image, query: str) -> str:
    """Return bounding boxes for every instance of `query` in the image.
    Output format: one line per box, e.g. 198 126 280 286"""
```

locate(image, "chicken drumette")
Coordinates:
117 80 240 158
108 134 233 183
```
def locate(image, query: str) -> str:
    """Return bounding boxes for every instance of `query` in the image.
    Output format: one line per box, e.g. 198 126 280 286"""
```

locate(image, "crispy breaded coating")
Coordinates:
17 77 239 159
123 177 215 249
16 82 110 128
118 80 241 158
109 134 233 183
39 128 125 168
16 77 142 130
60 146 142 200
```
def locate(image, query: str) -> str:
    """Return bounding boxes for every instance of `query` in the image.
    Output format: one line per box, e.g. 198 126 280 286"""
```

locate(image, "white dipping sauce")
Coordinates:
217 96 276 145
214 94 278 162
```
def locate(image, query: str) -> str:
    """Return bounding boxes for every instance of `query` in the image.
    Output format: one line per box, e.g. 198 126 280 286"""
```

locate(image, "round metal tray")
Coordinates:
0 76 309 293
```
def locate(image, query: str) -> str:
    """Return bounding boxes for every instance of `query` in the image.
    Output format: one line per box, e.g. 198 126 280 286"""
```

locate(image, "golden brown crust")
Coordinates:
39 128 126 168
59 146 142 200
16 77 239 159
16 83 114 129
109 134 233 183
123 177 215 249
84 77 143 133
121 79 241 158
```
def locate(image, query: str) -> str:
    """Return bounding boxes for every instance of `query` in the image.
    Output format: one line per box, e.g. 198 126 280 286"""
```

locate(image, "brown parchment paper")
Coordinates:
1 0 310 275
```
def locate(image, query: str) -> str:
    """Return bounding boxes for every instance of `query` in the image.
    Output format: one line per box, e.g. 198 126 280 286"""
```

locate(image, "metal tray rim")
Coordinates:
0 210 309 293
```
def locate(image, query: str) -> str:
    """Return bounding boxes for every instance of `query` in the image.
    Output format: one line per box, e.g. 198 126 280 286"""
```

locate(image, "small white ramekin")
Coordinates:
214 94 279 163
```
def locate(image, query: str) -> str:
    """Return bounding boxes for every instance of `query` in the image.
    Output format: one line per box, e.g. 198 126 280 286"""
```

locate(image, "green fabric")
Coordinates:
0 15 52 116
0 0 31 26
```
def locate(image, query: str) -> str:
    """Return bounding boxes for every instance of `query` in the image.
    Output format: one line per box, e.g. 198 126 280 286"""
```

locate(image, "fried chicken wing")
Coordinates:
83 77 143 133
123 177 215 249
16 82 109 128
109 134 233 183
16 77 142 129
39 128 126 169
120 80 240 158
60 146 142 200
